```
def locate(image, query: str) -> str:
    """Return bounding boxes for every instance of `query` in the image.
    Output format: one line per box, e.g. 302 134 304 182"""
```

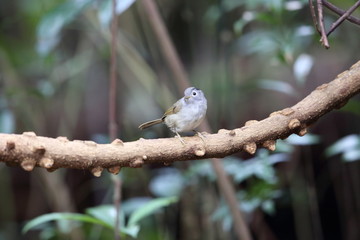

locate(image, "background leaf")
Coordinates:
127 196 178 226
293 53 314 85
325 134 360 157
286 133 320 145
22 213 107 234
36 0 94 55
97 0 137 27
0 109 15 133
258 79 296 96
149 168 185 197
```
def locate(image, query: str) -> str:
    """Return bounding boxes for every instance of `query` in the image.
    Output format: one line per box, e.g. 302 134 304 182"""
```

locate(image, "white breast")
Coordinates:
164 100 207 133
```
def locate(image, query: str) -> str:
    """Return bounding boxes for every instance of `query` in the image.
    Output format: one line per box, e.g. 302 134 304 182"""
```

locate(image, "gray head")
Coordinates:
184 87 206 103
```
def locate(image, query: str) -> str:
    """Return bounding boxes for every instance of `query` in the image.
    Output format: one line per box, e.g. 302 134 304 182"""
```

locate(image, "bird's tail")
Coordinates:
138 119 163 129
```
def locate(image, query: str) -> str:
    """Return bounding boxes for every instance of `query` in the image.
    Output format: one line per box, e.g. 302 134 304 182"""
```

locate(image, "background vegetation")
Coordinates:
0 0 360 239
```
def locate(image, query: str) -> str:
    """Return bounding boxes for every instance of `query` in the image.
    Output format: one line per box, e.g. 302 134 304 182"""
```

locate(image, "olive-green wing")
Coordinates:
163 100 181 118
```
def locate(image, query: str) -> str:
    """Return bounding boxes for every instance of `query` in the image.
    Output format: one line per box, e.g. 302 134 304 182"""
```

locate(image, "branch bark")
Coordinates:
1 61 360 176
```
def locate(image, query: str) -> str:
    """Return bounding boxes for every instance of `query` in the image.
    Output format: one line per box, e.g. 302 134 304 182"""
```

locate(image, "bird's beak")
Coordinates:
184 96 191 100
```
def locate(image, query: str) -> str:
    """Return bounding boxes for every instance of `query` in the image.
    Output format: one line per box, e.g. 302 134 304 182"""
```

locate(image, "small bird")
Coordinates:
139 87 207 144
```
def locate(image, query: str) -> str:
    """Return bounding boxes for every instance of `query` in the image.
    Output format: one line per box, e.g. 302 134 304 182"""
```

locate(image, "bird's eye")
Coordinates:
192 91 197 96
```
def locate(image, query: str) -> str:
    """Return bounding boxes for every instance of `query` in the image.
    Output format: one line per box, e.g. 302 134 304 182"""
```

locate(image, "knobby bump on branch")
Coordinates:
1 61 360 176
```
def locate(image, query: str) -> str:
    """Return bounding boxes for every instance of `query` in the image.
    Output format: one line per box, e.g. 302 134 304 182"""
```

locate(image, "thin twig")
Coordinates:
109 1 118 141
110 0 121 240
309 0 321 34
141 0 189 91
113 174 122 240
326 0 360 36
317 0 330 48
211 159 253 240
323 0 360 25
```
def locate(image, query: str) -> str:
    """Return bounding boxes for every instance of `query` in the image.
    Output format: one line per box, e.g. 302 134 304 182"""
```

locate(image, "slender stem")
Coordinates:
113 174 122 240
317 0 330 48
211 159 253 240
109 0 118 141
309 0 321 34
141 0 189 91
109 1 121 240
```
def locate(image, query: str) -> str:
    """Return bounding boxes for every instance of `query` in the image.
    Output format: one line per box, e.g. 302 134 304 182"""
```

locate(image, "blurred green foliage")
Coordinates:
23 197 178 239
326 134 360 162
1 0 360 239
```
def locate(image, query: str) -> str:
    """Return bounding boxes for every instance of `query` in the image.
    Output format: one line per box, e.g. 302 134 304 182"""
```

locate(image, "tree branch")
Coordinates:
1 61 360 176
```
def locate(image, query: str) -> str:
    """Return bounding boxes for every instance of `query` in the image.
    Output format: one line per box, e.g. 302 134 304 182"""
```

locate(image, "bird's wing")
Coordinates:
163 100 182 118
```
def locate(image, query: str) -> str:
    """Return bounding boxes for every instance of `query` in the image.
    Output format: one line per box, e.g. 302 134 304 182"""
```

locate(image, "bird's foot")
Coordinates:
194 130 206 143
175 132 186 145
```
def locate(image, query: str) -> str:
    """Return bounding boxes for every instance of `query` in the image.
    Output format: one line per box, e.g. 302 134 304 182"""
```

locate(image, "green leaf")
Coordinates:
122 197 152 215
293 53 314 85
86 205 120 227
187 161 217 181
86 205 140 237
275 140 295 153
239 31 278 56
285 1 305 11
22 212 108 234
98 0 137 27
286 133 320 145
261 199 275 214
149 168 185 197
220 153 286 184
222 0 245 11
127 197 178 226
36 0 94 55
0 109 15 133
343 149 360 162
23 209 140 238
233 19 247 34
258 79 296 96
325 134 360 157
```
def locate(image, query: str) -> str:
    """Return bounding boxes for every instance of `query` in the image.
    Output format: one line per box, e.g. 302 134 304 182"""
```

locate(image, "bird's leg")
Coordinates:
175 131 186 145
194 130 206 143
